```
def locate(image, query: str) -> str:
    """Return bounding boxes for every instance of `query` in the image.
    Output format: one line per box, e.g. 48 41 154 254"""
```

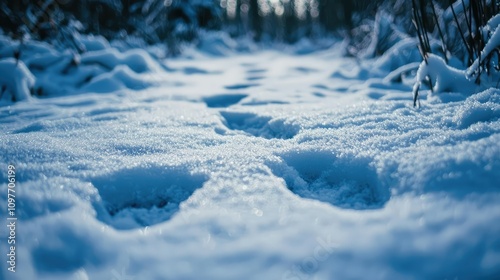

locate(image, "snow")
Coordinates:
81 65 152 93
412 18 500 107
0 59 34 102
413 53 478 106
75 34 111 52
0 35 500 280
80 48 163 73
0 35 166 99
468 22 500 78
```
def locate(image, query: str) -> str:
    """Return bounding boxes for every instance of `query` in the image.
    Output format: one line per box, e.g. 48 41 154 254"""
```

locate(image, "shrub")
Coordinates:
411 0 500 106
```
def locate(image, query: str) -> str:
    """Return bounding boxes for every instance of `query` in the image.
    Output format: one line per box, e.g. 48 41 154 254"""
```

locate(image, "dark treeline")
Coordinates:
219 0 375 42
0 0 493 58
0 0 388 43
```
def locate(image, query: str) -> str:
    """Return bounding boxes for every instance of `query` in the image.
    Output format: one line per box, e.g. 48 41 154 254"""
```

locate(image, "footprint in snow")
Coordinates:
225 83 259 90
91 165 207 230
202 93 248 108
218 111 299 139
246 68 267 74
268 150 389 210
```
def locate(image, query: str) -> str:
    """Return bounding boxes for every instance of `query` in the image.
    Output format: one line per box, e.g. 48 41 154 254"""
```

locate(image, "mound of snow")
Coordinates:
453 88 500 128
82 65 152 93
413 54 478 106
0 39 56 62
81 48 163 73
0 35 171 103
196 31 239 56
74 34 111 52
0 59 34 102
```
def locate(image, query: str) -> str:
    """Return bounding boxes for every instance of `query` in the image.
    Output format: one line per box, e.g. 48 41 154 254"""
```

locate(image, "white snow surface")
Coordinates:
1 39 500 280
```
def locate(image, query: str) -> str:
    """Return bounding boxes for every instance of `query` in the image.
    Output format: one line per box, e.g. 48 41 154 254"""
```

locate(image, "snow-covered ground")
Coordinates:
1 39 500 279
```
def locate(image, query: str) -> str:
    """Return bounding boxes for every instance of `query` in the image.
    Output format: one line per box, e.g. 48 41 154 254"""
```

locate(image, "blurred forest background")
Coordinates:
0 0 499 62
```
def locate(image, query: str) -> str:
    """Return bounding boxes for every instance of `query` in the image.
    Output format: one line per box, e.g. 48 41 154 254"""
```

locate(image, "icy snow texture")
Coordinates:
0 41 499 280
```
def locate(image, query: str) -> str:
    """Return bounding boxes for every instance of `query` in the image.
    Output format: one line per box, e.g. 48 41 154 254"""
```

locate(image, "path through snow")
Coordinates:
1 50 500 279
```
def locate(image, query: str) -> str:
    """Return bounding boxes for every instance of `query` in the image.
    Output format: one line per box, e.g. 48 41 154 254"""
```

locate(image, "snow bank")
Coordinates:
0 35 167 104
75 34 111 52
0 40 56 61
81 48 163 73
81 65 152 93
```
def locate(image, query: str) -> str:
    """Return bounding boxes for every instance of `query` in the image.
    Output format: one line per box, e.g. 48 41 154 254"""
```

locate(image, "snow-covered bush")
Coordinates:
467 14 500 79
0 34 166 103
346 0 414 58
0 0 222 55
411 0 500 106
412 54 478 106
0 58 35 102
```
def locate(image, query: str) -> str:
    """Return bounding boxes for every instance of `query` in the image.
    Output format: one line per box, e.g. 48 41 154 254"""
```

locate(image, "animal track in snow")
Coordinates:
219 111 299 139
92 165 207 229
269 150 389 210
202 93 248 108
224 83 259 90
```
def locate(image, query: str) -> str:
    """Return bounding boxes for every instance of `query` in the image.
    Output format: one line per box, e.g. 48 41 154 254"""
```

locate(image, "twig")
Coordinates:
430 2 448 62
450 0 473 65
